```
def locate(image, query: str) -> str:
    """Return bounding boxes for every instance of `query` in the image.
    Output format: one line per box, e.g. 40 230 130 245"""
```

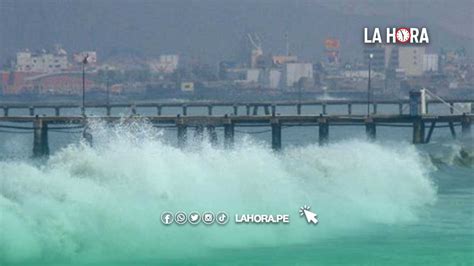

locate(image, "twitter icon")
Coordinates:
189 211 201 225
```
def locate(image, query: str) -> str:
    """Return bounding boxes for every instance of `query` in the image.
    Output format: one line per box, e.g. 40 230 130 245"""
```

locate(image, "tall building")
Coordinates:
363 45 398 72
363 45 385 72
363 45 426 77
384 46 399 70
398 47 425 77
423 54 439 72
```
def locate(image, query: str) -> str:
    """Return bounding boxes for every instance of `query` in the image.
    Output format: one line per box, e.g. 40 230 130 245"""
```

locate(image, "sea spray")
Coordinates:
0 121 437 264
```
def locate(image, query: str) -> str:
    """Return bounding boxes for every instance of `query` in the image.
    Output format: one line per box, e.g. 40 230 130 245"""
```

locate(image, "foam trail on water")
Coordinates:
0 121 437 264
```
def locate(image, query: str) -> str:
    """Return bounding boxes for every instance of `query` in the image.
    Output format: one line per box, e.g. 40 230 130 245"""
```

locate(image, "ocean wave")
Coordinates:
0 121 437 264
424 139 474 168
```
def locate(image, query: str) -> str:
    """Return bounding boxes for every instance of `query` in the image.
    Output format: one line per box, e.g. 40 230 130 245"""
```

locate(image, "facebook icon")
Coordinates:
161 211 174 225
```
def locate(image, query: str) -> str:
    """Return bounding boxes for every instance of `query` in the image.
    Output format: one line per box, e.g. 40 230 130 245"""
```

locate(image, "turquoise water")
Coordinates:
0 105 473 265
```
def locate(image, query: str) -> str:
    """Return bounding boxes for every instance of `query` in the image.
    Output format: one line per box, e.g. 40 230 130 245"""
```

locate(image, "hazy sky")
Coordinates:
1 0 473 64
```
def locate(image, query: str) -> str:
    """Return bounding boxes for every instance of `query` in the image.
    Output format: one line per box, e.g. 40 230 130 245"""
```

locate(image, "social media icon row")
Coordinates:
161 211 229 225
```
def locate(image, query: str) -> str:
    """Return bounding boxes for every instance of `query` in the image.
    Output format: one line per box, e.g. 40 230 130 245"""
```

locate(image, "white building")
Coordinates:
16 49 69 73
398 47 425 77
232 68 282 89
148 54 179 73
73 51 98 65
283 63 313 87
423 54 439 72
259 69 281 89
245 69 260 83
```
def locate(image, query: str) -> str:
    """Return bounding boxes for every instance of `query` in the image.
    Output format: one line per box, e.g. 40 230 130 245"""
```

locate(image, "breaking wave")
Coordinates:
0 121 437 264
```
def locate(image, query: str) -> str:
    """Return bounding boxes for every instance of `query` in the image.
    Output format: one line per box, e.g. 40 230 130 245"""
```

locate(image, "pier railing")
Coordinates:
0 98 473 116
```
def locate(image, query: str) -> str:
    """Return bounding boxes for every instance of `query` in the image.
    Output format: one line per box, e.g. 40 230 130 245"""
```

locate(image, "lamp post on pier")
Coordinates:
367 53 373 116
81 54 89 116
106 71 110 107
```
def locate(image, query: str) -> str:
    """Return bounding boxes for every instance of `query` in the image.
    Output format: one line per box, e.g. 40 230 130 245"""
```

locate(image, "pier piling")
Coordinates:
33 118 49 157
461 115 471 138
318 118 329 145
348 104 352 115
177 121 187 148
206 125 217 145
182 105 188 116
157 105 162 116
297 104 302 115
409 91 421 116
365 117 376 140
449 122 456 139
55 107 60 116
271 119 282 151
233 105 238 116
195 125 204 140
207 106 213 116
224 119 234 148
82 126 93 146
413 118 425 144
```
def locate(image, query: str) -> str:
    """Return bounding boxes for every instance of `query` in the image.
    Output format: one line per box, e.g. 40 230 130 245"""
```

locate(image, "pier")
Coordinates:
0 113 471 157
0 92 472 157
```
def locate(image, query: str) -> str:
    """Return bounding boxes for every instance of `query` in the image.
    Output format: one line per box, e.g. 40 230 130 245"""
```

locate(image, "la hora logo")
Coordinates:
364 27 429 44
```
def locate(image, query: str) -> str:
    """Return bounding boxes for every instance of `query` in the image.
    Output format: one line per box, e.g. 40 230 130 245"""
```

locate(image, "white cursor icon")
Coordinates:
299 205 318 224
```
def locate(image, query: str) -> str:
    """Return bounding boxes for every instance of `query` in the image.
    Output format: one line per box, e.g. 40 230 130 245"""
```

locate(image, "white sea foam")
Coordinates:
0 121 437 264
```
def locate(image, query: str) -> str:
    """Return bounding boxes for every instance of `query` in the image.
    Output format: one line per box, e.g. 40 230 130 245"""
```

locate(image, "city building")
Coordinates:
1 71 96 95
148 54 179 73
245 69 261 83
272 55 297 65
324 38 340 65
73 51 98 65
259 69 281 89
363 45 398 72
219 61 239 80
363 45 386 72
282 63 313 88
16 48 68 73
423 54 439 72
398 47 425 77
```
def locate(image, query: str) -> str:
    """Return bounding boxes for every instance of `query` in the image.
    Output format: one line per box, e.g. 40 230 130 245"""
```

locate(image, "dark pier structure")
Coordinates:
0 94 472 157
